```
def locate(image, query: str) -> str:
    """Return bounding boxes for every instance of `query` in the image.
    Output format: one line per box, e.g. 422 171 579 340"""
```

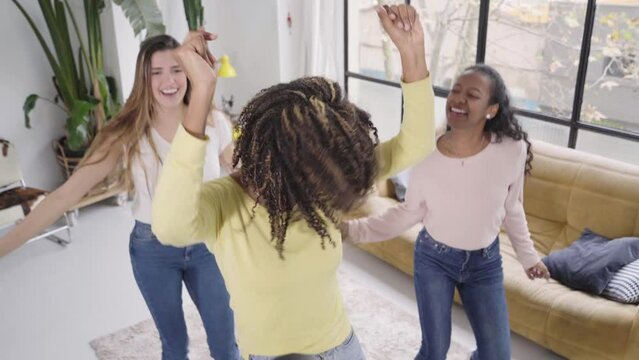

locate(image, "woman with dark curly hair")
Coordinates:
343 64 550 360
152 4 434 359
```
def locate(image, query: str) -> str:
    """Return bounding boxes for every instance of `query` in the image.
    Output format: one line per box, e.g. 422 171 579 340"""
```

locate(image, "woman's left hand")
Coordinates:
525 261 550 280
175 29 218 92
176 29 219 137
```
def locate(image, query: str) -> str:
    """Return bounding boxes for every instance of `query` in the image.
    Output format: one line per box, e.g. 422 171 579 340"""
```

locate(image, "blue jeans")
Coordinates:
413 228 511 360
129 221 239 360
248 330 365 360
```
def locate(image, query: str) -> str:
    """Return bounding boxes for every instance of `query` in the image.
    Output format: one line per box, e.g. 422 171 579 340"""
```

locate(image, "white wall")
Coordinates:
99 1 124 105
147 0 283 113
276 0 345 84
109 2 141 102
0 0 88 190
205 0 281 112
157 0 189 41
277 0 305 82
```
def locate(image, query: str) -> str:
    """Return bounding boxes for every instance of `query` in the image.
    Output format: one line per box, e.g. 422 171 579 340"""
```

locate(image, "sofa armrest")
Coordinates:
376 179 396 199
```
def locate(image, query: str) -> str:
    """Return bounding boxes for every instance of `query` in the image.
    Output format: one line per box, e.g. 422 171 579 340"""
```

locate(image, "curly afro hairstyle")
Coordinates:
232 77 379 258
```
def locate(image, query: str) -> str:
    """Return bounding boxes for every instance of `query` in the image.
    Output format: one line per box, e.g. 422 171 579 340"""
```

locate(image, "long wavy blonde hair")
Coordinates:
80 35 189 191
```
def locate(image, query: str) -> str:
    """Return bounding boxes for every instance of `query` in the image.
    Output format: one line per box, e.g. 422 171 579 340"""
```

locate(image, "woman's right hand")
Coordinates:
377 4 428 82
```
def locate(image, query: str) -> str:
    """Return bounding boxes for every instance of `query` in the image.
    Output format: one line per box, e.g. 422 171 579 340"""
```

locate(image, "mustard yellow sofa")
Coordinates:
349 140 639 360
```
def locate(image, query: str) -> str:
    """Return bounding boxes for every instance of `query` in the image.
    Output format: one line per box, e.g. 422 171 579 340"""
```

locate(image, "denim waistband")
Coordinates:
418 227 499 257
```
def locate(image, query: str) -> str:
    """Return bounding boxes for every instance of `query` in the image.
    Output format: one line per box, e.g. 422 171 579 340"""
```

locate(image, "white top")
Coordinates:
131 112 232 223
347 135 541 269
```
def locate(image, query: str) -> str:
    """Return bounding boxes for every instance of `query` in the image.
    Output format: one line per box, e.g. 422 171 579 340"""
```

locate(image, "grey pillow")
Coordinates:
542 229 639 294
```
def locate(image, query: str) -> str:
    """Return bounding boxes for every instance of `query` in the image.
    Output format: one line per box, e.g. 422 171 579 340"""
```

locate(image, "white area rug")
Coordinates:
90 270 469 359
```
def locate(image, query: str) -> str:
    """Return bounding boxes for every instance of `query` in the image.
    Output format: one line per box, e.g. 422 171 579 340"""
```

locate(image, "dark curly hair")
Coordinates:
464 64 533 174
232 77 379 258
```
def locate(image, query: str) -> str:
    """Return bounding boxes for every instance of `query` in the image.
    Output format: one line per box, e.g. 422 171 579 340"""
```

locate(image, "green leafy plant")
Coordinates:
14 0 166 152
13 0 102 152
112 0 165 38
183 0 203 31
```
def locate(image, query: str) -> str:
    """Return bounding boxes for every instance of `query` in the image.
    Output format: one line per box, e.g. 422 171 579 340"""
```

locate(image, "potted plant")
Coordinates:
13 0 120 172
14 0 164 174
12 0 166 206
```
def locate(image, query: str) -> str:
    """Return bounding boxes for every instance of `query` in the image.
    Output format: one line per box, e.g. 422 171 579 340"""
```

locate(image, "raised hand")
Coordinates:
175 29 219 136
377 4 424 55
174 29 218 92
377 5 428 82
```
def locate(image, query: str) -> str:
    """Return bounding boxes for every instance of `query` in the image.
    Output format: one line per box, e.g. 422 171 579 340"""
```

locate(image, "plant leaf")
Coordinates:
183 0 204 31
66 98 99 150
12 1 58 73
23 94 40 129
112 0 165 38
97 70 119 120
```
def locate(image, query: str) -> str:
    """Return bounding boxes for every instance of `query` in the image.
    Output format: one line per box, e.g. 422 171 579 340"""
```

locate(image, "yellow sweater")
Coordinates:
152 77 435 358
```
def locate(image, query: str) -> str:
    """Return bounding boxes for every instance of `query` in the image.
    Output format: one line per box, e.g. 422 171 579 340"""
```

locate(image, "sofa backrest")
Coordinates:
524 140 639 255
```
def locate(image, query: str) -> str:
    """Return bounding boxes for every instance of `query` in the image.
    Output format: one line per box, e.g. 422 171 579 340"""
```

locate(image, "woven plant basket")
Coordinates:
53 138 125 198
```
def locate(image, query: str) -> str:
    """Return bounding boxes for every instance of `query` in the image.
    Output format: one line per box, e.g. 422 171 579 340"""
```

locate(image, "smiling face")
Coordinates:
446 70 499 131
149 50 187 110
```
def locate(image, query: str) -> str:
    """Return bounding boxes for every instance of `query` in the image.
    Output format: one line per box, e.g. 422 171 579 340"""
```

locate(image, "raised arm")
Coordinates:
0 140 121 257
151 30 224 247
375 4 435 180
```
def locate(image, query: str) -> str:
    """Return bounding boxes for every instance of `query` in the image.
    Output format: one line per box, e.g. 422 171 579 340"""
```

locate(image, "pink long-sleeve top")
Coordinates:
346 135 541 269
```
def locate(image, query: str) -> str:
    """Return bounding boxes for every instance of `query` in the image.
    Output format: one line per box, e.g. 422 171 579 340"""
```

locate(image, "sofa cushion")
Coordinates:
543 284 638 360
542 229 639 294
602 259 639 304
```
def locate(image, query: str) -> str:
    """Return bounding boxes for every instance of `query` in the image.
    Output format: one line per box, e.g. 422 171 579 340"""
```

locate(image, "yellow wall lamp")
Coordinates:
217 54 237 78
217 54 240 140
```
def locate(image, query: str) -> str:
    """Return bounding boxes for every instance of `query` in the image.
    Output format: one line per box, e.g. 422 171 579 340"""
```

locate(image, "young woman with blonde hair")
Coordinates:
0 34 239 360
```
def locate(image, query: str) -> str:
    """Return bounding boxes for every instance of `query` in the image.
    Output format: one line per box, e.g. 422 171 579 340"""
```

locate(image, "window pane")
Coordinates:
414 0 479 88
519 116 570 146
347 78 402 141
347 0 405 82
576 131 639 166
486 0 588 119
581 2 639 135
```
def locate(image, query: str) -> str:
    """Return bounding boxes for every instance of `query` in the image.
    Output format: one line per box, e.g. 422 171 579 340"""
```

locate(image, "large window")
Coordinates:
345 0 639 165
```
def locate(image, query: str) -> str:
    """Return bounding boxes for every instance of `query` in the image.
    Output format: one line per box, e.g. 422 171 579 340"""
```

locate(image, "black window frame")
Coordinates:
344 0 639 147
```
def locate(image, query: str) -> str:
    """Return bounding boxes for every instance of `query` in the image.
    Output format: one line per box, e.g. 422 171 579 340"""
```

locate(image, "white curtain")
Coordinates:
301 0 344 84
